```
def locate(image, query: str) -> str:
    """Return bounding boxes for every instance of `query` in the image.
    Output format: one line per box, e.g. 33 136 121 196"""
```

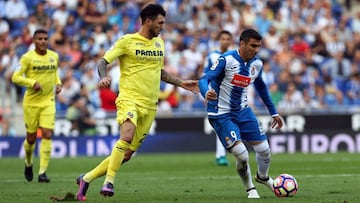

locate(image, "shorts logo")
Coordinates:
231 74 251 87
127 112 134 118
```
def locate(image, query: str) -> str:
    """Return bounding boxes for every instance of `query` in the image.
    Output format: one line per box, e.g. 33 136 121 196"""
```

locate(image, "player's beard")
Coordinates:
149 27 160 38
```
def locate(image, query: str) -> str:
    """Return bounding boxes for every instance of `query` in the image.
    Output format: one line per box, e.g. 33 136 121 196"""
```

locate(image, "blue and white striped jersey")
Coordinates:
199 49 278 118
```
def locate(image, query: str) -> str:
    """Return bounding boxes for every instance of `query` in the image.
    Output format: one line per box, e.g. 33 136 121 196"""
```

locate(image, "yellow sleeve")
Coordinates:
103 36 129 64
11 54 36 88
55 55 62 85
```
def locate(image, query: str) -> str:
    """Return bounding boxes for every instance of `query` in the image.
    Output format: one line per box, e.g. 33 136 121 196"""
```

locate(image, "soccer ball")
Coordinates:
272 174 298 197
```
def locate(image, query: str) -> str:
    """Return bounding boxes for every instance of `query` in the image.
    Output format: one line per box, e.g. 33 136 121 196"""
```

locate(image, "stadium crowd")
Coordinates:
1 0 360 135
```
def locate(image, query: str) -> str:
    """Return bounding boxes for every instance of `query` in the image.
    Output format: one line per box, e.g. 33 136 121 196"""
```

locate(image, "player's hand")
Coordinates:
98 76 111 88
205 89 217 100
55 84 62 95
33 82 42 92
271 115 283 129
180 80 199 94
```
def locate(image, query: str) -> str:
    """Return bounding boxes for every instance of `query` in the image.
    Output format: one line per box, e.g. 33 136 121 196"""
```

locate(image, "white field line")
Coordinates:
2 173 360 183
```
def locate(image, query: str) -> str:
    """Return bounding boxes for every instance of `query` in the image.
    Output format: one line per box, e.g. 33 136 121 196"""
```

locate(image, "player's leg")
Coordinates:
241 112 273 192
23 105 40 182
209 116 259 198
252 141 273 192
100 106 156 197
215 134 228 166
100 120 134 197
38 105 56 183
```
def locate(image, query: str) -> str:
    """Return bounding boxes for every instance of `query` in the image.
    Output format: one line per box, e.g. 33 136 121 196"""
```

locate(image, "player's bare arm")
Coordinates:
161 69 199 93
271 115 283 129
55 84 62 95
33 82 42 92
97 58 112 88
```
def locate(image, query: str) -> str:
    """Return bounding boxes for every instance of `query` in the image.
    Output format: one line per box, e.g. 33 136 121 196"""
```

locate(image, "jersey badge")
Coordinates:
231 74 251 88
210 60 219 70
250 66 256 75
155 41 161 48
127 112 134 118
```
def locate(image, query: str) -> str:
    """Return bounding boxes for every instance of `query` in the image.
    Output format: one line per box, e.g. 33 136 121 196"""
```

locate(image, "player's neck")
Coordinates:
237 48 249 62
35 49 47 55
138 27 152 40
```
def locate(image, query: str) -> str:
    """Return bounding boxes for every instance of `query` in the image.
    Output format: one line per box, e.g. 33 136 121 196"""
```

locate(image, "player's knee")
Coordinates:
230 142 249 162
253 141 270 158
122 150 135 163
230 142 249 176
41 129 53 139
26 133 37 144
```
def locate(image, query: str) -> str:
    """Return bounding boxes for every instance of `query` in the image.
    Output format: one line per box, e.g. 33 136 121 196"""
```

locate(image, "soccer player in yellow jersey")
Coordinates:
11 29 62 183
76 4 198 201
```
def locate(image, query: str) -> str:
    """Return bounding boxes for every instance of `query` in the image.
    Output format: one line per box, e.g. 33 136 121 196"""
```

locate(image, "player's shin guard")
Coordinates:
253 141 271 179
24 139 35 166
105 140 130 184
39 138 52 174
231 142 255 190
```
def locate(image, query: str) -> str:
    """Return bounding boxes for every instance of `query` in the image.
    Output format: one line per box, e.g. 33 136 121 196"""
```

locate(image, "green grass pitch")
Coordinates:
0 152 358 203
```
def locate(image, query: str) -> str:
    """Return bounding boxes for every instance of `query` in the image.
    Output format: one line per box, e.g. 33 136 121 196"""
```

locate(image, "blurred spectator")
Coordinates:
65 94 97 136
52 3 69 27
0 111 10 136
5 0 29 35
99 87 117 112
278 82 305 113
344 71 360 105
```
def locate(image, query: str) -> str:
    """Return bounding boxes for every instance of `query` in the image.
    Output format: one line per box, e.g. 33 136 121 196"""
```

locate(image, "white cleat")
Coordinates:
255 173 274 192
247 188 260 198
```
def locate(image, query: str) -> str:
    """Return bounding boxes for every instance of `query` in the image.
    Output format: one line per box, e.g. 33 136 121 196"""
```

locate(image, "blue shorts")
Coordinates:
208 107 267 149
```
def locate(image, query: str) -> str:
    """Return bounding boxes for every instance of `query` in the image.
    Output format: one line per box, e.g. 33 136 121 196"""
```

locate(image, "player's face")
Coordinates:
33 33 48 54
219 34 232 51
149 14 165 38
241 38 261 61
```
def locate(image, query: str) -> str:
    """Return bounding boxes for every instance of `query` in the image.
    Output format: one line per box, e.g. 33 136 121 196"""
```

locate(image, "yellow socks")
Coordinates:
24 139 35 167
83 156 110 183
39 139 52 174
104 140 129 184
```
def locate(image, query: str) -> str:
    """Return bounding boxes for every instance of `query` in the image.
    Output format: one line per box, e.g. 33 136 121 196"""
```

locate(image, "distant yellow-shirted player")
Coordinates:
11 29 62 183
75 4 199 201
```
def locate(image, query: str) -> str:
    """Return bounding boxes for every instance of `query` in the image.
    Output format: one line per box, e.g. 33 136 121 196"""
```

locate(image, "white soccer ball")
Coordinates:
272 174 298 197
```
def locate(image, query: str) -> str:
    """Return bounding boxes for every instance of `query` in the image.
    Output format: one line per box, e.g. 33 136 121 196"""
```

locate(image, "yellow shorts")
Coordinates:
116 100 156 151
23 105 55 133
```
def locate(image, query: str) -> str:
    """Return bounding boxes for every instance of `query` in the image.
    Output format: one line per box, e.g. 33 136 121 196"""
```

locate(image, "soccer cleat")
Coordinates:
216 156 229 166
38 173 50 183
100 182 114 197
255 172 274 192
76 174 89 201
247 187 260 198
24 165 33 182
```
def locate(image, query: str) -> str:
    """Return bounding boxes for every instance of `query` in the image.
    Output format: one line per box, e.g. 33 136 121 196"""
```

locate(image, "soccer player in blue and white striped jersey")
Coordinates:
199 28 283 198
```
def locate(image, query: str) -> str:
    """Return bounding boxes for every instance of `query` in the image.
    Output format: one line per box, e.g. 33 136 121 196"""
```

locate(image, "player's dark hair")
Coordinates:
33 29 48 37
217 30 232 40
239 28 262 43
140 4 166 24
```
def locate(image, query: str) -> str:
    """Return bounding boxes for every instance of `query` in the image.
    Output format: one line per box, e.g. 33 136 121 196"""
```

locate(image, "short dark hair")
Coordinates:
140 4 166 23
239 28 262 43
217 30 232 40
33 29 48 37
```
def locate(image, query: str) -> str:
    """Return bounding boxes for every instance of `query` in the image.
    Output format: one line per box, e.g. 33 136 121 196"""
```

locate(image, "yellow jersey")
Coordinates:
11 49 61 107
103 32 164 110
